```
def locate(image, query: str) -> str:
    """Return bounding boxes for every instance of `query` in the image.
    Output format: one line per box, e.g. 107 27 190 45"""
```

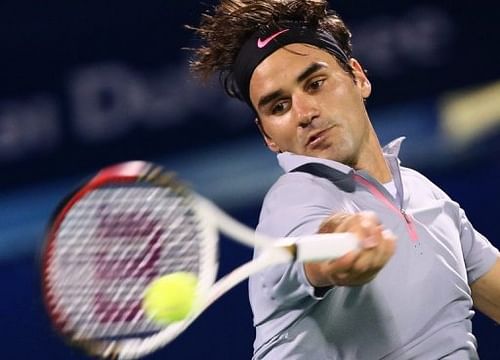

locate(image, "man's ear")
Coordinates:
350 58 371 99
255 118 281 153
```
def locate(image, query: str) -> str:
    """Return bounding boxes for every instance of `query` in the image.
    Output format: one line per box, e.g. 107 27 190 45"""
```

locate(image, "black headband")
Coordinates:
233 23 349 108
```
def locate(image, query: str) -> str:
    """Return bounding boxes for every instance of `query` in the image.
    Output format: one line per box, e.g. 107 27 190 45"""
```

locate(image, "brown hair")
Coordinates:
188 0 354 100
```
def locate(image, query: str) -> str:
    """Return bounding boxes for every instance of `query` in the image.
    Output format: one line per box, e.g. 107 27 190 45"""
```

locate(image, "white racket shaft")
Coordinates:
198 196 359 260
284 233 360 261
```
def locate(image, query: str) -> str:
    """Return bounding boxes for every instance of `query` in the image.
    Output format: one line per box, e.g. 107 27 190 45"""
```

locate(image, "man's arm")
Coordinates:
471 255 500 323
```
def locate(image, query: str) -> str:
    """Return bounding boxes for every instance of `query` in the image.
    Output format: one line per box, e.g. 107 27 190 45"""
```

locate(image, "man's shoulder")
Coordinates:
258 170 347 237
264 171 336 200
261 170 348 211
400 166 451 201
400 166 434 184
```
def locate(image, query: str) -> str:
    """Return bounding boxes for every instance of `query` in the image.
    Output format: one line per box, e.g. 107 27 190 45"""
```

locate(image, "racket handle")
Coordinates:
292 233 360 262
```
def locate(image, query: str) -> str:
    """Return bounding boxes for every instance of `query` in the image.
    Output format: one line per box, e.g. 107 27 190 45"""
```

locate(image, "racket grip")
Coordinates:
293 233 360 262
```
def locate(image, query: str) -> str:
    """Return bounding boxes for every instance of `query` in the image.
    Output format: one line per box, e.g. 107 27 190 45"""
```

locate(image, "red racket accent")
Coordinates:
42 162 152 334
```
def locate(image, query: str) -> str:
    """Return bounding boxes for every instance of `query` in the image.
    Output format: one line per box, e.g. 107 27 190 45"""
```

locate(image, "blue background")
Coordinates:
0 0 499 358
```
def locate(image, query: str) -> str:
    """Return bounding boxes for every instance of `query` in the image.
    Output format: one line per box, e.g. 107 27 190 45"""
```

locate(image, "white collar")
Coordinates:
277 137 406 173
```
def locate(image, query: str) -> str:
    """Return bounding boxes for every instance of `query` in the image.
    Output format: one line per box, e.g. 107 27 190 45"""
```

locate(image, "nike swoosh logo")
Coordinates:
257 29 289 48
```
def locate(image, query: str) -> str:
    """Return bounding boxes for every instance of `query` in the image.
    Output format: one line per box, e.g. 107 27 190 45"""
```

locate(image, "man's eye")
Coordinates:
271 101 287 114
309 79 325 91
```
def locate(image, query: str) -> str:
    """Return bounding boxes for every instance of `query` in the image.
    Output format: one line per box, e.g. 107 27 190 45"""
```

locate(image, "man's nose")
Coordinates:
294 94 320 128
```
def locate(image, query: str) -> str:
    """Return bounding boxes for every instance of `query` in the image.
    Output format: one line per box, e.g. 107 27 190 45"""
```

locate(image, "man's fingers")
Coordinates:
326 249 360 273
346 228 397 279
333 211 381 250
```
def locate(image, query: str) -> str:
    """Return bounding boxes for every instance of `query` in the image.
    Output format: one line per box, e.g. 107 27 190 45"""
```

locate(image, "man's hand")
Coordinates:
304 211 396 287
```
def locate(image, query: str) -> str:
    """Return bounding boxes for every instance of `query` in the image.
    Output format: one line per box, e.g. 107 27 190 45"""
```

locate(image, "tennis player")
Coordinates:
189 1 500 359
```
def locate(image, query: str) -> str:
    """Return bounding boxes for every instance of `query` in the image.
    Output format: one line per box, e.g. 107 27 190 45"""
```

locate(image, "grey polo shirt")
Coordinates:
249 138 498 360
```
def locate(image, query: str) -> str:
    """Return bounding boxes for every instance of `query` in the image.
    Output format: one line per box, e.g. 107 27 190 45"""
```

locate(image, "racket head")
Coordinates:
40 161 218 358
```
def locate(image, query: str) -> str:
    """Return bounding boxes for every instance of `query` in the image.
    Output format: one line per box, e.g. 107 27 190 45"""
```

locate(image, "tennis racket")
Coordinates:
41 160 359 359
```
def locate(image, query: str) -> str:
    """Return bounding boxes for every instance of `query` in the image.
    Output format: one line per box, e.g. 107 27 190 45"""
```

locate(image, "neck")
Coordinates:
354 126 392 183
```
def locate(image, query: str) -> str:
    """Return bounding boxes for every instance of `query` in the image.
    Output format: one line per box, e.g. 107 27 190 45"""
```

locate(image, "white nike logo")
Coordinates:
257 29 289 48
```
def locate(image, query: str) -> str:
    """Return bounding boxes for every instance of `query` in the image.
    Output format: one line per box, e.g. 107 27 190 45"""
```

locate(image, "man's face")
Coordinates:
249 43 372 167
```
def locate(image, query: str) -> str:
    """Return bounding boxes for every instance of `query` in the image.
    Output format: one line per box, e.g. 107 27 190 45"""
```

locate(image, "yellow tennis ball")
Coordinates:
142 272 198 325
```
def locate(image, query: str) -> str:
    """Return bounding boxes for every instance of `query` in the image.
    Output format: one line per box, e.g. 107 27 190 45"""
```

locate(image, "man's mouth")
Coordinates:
306 127 333 148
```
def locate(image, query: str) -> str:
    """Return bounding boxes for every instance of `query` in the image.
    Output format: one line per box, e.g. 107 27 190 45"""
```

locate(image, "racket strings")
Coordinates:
47 185 204 340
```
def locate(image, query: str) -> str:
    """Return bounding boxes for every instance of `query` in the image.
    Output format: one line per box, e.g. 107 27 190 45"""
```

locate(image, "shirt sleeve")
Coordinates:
422 172 499 283
458 208 499 283
249 172 345 325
